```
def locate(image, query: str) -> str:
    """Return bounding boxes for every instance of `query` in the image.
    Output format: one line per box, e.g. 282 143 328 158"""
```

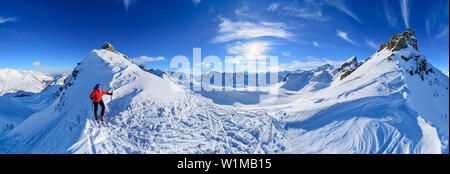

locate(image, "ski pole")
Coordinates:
92 99 96 120
107 90 113 113
110 90 113 103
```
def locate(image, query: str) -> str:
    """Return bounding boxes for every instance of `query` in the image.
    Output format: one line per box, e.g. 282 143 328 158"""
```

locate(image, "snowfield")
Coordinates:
0 30 448 154
0 68 55 96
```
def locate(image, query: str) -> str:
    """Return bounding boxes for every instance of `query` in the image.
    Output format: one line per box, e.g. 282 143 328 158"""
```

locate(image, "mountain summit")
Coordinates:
101 42 134 63
378 28 418 52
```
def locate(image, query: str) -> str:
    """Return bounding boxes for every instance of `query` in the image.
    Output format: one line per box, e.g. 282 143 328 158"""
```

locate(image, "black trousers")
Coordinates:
93 100 105 120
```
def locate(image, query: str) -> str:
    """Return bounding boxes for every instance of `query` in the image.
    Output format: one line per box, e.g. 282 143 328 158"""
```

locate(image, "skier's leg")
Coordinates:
93 102 99 120
100 100 105 121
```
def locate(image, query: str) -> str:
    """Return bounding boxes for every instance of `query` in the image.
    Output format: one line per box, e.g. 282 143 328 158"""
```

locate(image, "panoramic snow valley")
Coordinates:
0 29 448 154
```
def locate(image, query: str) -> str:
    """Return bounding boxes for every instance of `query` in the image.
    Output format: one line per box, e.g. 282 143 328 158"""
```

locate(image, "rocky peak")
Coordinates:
333 56 360 75
101 42 119 54
343 56 358 66
378 28 418 52
101 42 134 63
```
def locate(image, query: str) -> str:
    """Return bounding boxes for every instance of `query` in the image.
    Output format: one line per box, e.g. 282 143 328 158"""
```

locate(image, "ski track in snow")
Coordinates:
70 92 287 154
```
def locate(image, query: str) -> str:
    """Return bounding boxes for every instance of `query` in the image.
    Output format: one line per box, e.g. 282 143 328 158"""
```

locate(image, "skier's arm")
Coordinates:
89 90 95 98
102 89 112 95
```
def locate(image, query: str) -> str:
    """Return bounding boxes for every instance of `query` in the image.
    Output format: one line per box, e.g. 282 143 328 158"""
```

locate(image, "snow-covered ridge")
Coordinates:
0 47 185 153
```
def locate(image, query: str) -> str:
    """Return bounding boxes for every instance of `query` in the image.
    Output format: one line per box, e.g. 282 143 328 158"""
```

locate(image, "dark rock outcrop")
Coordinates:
101 42 134 63
333 56 362 80
102 42 119 54
378 28 418 52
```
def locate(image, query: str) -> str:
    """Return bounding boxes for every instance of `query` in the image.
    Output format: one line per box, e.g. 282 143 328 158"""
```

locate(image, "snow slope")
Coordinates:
280 29 449 153
0 72 69 135
0 68 55 96
0 29 448 154
0 49 186 153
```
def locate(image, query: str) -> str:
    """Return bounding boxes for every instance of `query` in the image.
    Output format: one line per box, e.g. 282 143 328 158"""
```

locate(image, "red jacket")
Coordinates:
90 88 111 102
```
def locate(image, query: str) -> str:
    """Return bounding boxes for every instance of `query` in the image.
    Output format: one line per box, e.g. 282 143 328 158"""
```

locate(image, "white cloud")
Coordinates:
235 4 250 17
325 0 362 23
132 56 165 64
383 0 399 27
400 0 410 28
33 61 41 67
192 0 201 7
336 30 357 45
279 5 329 21
0 16 16 24
122 0 137 11
212 18 291 43
425 1 449 39
267 3 280 11
365 39 379 50
225 41 278 72
435 26 449 39
282 52 291 57
312 41 319 47
425 18 432 36
227 41 272 61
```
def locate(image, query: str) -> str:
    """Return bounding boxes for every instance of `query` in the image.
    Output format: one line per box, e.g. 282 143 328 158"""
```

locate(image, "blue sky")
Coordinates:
0 0 448 74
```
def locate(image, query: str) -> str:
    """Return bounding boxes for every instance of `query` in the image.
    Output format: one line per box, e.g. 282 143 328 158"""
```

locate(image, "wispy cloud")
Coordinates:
192 0 201 6
325 0 362 23
400 0 410 28
278 5 329 21
336 30 357 45
0 16 16 24
383 0 399 27
365 39 379 50
425 0 449 39
267 3 280 12
425 18 432 36
312 41 319 47
132 56 165 64
212 18 291 43
235 4 250 17
435 26 449 39
282 52 291 57
122 0 137 11
33 61 41 67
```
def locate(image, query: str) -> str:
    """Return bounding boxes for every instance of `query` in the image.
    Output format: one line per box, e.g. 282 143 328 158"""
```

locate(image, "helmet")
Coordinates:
95 83 101 89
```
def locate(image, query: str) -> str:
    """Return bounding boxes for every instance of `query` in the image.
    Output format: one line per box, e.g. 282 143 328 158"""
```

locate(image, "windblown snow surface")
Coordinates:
0 38 448 154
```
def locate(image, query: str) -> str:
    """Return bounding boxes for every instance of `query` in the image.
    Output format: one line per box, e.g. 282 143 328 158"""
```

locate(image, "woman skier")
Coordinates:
89 84 113 123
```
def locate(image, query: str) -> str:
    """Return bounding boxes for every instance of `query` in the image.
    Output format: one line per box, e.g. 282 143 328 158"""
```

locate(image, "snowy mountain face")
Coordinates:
0 68 55 96
138 64 168 78
281 64 334 92
0 29 448 154
0 71 69 136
